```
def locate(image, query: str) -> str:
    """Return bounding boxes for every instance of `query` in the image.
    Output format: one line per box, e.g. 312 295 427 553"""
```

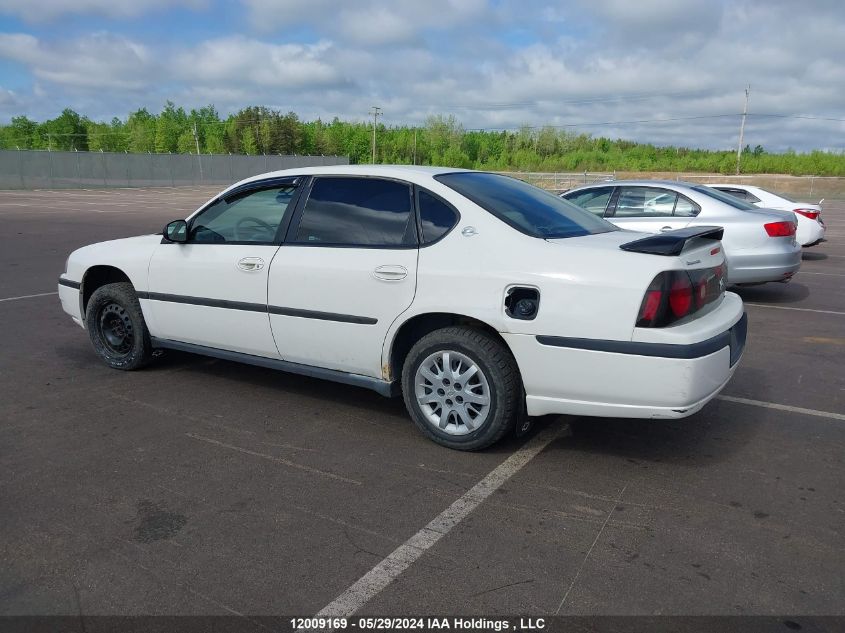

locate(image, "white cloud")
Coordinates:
171 37 343 87
241 0 489 44
0 33 155 90
0 0 205 21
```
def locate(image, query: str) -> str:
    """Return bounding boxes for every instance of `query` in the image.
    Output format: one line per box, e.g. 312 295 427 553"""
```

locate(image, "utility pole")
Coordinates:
369 106 382 164
735 85 749 175
193 122 204 182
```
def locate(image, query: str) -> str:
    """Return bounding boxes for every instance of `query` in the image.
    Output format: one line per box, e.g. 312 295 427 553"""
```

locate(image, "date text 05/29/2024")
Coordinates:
290 617 547 631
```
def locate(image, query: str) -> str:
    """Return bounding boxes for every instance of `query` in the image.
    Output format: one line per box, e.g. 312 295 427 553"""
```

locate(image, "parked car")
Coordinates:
561 180 802 284
59 167 745 450
706 183 826 247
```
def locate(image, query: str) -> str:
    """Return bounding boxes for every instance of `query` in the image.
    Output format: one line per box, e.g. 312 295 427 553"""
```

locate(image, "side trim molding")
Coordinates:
138 291 377 324
58 278 81 290
150 338 399 397
536 313 747 361
137 291 266 313
268 305 377 325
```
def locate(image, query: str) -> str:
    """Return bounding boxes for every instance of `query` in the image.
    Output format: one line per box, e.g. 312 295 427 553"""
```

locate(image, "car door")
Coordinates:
268 176 418 378
607 186 699 233
146 178 301 357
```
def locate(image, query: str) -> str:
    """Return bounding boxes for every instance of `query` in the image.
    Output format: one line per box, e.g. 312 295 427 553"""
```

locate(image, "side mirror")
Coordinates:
163 219 188 243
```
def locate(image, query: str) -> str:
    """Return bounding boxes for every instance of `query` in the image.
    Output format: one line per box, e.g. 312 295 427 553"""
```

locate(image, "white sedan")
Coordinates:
59 166 746 450
707 183 826 247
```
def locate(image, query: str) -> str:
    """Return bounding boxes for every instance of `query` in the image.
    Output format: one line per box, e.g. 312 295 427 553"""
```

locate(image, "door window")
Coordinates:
614 187 677 217
189 185 296 243
563 187 614 217
418 189 459 243
294 177 415 246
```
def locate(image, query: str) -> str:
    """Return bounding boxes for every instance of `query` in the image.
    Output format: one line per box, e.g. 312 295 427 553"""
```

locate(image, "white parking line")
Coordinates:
799 271 845 277
304 421 569 626
0 291 58 303
745 303 845 316
717 395 845 421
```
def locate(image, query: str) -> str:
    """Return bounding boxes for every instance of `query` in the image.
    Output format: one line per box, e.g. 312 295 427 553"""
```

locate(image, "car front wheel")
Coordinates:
402 326 522 450
85 282 153 370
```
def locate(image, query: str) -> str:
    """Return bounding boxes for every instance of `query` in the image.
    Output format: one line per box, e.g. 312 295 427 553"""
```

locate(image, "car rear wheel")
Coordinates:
402 326 522 450
85 282 153 370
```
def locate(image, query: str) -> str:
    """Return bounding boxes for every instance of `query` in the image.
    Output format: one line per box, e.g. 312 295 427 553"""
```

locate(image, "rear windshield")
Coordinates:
692 185 757 210
435 172 617 239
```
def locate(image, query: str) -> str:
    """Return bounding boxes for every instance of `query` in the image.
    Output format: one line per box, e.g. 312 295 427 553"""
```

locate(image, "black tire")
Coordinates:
401 326 522 450
85 282 153 370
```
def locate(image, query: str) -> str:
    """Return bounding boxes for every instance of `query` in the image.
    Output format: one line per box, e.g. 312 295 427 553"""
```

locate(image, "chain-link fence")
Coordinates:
501 171 617 192
0 150 350 190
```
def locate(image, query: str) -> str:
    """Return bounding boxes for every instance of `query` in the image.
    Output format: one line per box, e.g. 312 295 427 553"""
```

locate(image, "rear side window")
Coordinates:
674 195 701 217
418 189 459 243
563 187 614 217
295 177 415 246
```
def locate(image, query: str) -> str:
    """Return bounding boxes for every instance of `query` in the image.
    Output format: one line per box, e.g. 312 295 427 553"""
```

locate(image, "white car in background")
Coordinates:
562 180 802 284
59 167 745 450
707 184 826 247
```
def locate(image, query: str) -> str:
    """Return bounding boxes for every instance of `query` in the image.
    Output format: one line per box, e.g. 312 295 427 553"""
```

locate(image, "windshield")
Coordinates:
692 185 758 210
435 172 618 239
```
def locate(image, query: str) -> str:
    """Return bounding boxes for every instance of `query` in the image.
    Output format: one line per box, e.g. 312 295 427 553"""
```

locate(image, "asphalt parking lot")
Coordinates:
0 187 843 622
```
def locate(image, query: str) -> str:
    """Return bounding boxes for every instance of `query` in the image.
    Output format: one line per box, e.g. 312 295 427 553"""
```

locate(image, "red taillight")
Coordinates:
764 221 796 237
641 289 663 322
794 208 820 220
637 266 725 328
669 275 693 318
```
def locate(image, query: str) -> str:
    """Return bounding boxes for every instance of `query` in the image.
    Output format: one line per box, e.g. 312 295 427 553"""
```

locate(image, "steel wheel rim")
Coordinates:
414 349 491 436
98 302 134 356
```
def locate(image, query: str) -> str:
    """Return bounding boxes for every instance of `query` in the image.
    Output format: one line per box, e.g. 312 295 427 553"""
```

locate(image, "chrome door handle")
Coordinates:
237 257 265 271
660 226 673 232
373 265 408 281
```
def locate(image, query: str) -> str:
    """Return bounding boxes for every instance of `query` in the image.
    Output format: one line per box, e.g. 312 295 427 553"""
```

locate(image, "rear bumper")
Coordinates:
506 309 746 419
796 218 825 247
727 244 802 283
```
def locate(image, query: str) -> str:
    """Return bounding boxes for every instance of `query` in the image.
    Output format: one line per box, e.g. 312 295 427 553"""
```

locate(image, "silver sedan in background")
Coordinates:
561 180 802 284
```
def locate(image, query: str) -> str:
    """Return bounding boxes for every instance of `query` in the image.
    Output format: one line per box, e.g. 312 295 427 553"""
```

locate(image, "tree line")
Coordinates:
1 103 843 176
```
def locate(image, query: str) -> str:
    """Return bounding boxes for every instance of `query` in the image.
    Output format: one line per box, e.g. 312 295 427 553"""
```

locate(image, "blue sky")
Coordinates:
0 0 843 151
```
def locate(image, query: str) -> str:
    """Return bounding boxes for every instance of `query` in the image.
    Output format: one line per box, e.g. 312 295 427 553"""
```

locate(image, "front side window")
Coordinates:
418 189 459 243
614 187 677 217
295 177 415 246
435 172 616 239
189 185 296 243
563 186 614 217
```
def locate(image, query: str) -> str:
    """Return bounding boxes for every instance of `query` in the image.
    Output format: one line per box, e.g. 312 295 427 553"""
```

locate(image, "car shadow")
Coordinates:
802 251 827 261
529 401 759 467
730 281 810 304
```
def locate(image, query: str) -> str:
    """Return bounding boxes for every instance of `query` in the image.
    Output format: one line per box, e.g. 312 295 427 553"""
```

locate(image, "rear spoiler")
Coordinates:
619 226 724 256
